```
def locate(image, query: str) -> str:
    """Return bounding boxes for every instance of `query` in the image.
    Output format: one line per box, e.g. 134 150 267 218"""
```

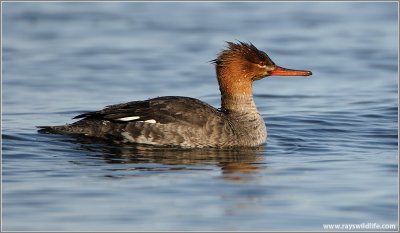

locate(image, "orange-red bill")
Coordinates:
269 66 312 76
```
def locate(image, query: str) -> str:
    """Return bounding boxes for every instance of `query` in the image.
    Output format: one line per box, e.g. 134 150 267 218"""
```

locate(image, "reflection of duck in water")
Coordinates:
66 137 266 180
39 41 311 148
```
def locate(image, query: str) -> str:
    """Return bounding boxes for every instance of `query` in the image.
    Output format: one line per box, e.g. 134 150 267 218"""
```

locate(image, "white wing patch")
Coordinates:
116 116 140 121
144 119 157 124
116 116 157 124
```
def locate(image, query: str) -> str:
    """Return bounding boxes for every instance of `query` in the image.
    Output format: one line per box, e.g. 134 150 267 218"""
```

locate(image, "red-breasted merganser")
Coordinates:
38 41 312 148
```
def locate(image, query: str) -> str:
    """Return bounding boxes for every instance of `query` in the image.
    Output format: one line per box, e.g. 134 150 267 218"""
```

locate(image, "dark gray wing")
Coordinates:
73 96 223 126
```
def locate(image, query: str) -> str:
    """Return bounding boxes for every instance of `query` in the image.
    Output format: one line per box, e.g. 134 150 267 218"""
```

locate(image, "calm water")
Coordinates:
2 2 398 231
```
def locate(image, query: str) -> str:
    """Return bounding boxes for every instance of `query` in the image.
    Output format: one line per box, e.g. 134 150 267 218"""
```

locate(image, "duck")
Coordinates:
38 41 312 148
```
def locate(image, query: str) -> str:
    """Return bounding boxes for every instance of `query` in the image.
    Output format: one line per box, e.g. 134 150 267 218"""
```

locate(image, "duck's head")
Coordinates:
212 41 312 96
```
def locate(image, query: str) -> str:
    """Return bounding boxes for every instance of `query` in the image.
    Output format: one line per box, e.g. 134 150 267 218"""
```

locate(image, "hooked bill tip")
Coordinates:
269 66 312 76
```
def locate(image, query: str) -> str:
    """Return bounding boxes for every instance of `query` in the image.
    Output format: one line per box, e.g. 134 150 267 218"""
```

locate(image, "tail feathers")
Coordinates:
37 125 71 134
37 123 91 135
37 119 117 137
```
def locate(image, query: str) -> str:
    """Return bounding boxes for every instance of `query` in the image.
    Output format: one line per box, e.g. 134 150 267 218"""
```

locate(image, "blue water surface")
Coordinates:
2 2 398 231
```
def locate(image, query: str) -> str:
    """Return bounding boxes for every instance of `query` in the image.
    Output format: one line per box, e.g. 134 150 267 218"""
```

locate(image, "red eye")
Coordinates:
259 61 265 66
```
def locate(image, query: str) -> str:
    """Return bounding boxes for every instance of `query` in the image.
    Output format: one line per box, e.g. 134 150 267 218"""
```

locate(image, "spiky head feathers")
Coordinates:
212 41 275 67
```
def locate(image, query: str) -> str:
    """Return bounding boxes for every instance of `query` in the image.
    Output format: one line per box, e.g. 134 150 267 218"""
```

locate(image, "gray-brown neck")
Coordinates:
221 94 259 114
220 94 267 146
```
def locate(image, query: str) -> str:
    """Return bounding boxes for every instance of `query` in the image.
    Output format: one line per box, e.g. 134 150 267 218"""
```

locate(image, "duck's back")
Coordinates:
39 96 236 148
